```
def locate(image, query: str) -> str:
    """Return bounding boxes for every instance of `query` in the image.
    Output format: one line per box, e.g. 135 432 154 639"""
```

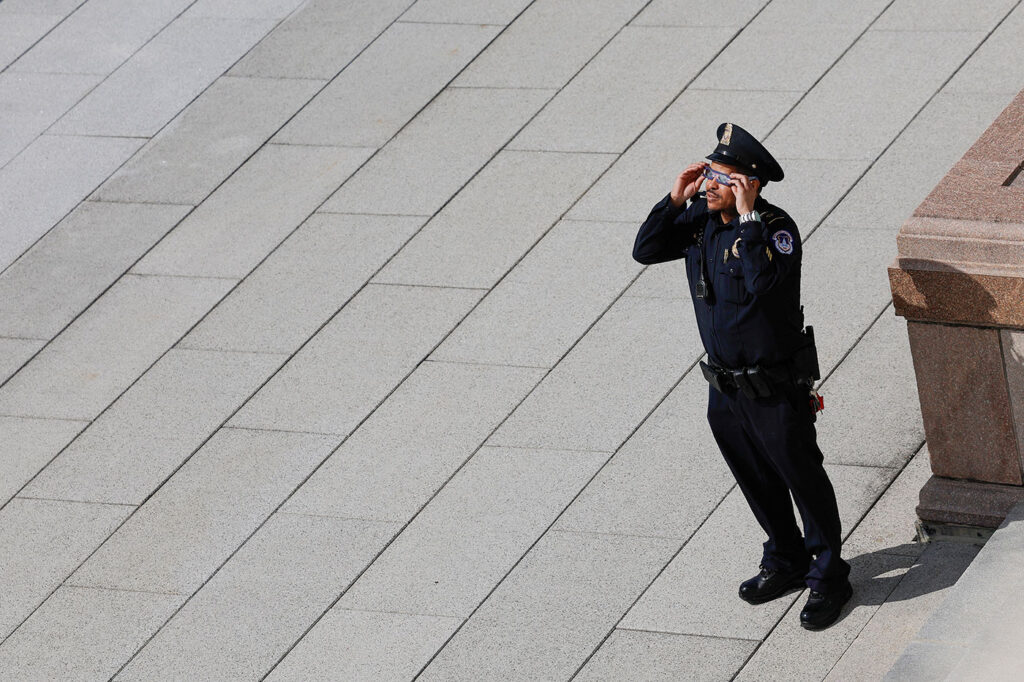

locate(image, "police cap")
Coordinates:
706 122 784 183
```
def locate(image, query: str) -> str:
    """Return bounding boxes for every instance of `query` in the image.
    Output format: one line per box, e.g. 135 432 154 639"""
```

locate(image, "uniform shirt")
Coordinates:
633 192 806 370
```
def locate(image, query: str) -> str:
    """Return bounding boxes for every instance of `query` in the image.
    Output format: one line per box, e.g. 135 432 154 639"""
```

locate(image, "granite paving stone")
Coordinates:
95 76 323 205
24 348 285 506
419 530 680 681
284 360 545 522
51 16 277 138
0 586 184 682
817 311 924 469
68 428 337 595
576 629 757 682
0 338 44 384
399 0 532 25
751 0 893 29
623 260 690 299
267 608 462 682
826 542 979 682
825 91 1018 233
883 642 970 682
375 151 615 290
733 550 918 682
766 29 986 160
0 135 143 271
489 296 702 452
431 220 641 367
567 89 801 223
276 22 498 147
133 144 373 279
0 498 132 640
453 0 648 89
765 158 866 232
0 416 85 506
509 25 737 153
340 446 608 618
945 4 1024 95
0 201 192 340
0 72 101 168
0 274 234 421
8 0 194 76
554 371 735 540
230 284 482 435
0 13 64 71
0 0 86 14
632 0 768 27
182 213 424 353
322 87 554 216
874 0 1016 31
116 513 400 681
184 0 307 20
229 0 410 79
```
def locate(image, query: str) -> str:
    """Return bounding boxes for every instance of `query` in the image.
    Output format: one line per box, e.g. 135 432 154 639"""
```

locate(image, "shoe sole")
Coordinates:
738 577 806 605
799 586 854 630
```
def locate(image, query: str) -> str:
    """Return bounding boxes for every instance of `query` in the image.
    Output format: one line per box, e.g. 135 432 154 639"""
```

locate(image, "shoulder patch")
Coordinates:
772 230 794 255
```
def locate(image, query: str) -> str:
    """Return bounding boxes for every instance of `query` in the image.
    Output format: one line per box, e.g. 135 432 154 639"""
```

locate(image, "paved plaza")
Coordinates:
1 0 1023 679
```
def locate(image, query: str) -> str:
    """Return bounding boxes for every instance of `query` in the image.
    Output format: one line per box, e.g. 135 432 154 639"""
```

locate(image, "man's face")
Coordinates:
704 161 741 214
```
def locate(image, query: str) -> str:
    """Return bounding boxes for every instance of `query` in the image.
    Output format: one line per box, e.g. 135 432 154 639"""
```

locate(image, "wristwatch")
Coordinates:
739 210 762 224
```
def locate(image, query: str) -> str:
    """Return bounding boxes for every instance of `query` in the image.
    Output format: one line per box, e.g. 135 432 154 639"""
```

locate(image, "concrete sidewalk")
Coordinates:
0 0 1022 679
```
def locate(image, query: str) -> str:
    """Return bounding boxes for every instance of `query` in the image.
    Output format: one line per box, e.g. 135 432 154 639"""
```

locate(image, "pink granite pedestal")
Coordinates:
889 89 1024 529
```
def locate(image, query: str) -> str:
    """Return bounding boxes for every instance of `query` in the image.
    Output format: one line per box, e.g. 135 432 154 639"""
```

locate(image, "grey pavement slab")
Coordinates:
0 13 64 71
340 446 608 618
184 0 307 20
767 29 986 160
0 134 143 271
117 512 399 681
284 360 545 522
182 213 424 353
509 25 736 153
419 530 679 681
399 0 531 24
883 640 969 682
431 219 642 367
24 348 285 506
825 90 1017 233
230 284 482 435
96 76 322 205
68 428 337 595
0 274 233 421
0 0 87 13
230 0 410 79
453 0 648 89
554 371 735 540
842 447 930 560
0 72 100 168
576 629 757 682
51 16 276 137
632 0 767 27
733 550 918 682
276 22 498 147
134 144 373 278
0 416 85 506
624 260 690 299
827 542 979 682
875 0 1016 31
489 295 702 452
800 225 898 373
8 0 193 76
818 311 924 469
0 585 183 682
765 158 866 232
0 201 191 340
375 150 616 290
0 498 132 640
322 87 554 216
750 0 892 28
0 338 44 384
946 4 1024 94
566 89 801 223
268 607 462 682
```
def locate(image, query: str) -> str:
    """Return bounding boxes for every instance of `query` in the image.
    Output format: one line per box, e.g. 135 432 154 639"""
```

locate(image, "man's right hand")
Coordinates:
670 163 707 207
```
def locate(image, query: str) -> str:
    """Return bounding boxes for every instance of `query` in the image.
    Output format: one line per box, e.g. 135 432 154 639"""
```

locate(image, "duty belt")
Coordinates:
699 360 807 399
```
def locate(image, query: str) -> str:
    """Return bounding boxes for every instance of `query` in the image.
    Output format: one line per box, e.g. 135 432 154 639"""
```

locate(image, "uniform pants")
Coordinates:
706 383 850 593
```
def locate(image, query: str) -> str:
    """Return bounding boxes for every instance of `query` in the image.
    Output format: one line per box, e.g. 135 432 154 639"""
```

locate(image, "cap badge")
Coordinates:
720 123 733 146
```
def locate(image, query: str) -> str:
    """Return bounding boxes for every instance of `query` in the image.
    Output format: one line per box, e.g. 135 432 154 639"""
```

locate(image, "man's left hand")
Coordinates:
730 173 759 215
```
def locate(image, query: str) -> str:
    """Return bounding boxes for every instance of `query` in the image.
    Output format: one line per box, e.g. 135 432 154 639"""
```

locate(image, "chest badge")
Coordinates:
772 230 794 255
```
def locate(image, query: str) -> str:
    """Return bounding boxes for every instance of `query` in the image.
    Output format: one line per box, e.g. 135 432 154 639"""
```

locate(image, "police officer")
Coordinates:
633 123 852 630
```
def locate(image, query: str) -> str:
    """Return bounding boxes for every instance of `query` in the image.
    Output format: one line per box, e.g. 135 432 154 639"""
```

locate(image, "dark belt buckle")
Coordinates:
699 360 726 394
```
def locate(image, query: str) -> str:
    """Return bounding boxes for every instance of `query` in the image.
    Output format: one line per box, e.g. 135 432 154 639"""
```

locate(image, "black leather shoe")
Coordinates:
799 582 853 630
738 565 806 604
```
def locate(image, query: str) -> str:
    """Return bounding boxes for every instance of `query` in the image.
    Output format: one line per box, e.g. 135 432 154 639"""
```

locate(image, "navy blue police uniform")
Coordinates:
633 124 851 619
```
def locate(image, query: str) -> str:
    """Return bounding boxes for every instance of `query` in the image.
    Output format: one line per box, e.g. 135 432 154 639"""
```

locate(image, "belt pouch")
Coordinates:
745 366 774 398
731 369 758 399
699 360 725 393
